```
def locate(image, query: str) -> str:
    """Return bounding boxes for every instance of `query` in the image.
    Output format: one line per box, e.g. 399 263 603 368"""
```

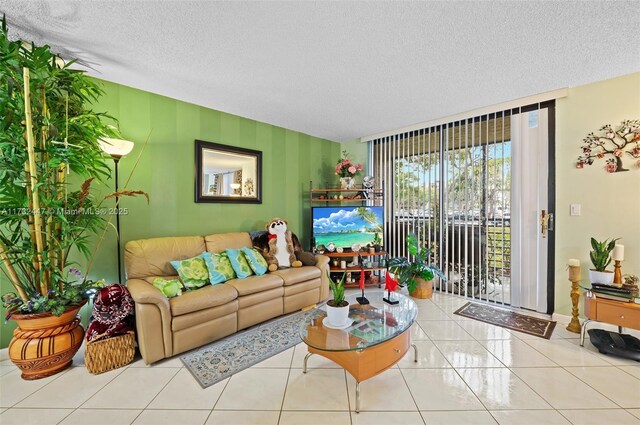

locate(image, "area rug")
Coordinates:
454 302 556 339
181 308 324 388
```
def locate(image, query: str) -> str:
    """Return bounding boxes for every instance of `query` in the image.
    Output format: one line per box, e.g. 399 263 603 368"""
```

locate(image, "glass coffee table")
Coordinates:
299 291 418 412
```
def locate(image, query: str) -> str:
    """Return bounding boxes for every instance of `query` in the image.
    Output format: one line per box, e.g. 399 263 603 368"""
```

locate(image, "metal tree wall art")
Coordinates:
577 119 640 173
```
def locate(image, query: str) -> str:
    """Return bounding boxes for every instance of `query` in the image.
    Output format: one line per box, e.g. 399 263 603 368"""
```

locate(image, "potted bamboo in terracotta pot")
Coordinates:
0 18 146 379
388 233 446 299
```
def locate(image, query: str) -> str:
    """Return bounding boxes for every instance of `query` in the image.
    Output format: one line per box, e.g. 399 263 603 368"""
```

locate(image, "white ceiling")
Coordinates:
3 1 640 142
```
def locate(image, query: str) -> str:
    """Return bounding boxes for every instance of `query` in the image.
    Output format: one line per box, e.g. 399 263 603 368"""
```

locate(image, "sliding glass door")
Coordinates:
371 103 554 311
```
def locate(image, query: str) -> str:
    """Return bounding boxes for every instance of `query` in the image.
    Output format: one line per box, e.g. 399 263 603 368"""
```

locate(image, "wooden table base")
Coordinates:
303 330 417 412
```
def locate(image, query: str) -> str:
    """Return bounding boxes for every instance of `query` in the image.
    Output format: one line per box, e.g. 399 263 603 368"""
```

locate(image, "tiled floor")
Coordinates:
1 291 639 425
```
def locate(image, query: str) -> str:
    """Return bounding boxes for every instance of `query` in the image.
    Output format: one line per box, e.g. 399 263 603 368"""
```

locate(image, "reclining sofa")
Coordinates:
124 232 329 364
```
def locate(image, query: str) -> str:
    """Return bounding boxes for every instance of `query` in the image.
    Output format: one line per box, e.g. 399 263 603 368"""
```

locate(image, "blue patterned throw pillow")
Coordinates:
241 247 269 276
201 251 236 284
225 248 254 279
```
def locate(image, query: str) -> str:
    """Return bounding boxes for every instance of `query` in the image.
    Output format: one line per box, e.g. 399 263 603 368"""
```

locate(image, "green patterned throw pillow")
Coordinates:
225 248 254 279
241 247 269 276
152 278 184 298
201 251 237 284
170 255 210 290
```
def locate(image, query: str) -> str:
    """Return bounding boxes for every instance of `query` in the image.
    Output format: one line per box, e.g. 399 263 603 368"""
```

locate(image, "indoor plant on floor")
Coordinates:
588 237 619 285
388 233 446 299
326 272 349 327
0 18 144 379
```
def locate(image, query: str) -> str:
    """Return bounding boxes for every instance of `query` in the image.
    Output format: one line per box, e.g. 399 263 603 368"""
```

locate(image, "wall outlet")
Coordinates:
570 204 581 216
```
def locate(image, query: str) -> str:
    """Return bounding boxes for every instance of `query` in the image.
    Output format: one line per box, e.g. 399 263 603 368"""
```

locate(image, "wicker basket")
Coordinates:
85 331 135 374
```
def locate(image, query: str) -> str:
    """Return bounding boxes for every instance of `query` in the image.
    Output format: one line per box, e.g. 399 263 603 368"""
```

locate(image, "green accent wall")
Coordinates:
1 79 341 348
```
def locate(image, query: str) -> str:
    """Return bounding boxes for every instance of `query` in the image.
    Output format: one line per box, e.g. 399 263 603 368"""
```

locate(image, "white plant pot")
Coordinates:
326 302 350 327
589 269 614 285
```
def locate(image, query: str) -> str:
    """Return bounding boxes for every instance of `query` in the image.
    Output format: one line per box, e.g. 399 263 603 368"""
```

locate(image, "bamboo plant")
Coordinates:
0 17 144 316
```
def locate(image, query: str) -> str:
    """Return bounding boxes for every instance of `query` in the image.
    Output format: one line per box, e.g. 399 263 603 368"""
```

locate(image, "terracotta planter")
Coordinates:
410 277 433 299
8 301 86 380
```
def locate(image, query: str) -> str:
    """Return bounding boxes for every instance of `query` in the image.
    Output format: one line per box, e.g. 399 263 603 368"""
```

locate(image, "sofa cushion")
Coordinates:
205 232 252 253
225 274 284 296
125 236 206 279
169 283 238 316
201 251 236 284
271 266 321 286
170 255 210 290
172 300 238 331
241 247 269 276
226 248 254 278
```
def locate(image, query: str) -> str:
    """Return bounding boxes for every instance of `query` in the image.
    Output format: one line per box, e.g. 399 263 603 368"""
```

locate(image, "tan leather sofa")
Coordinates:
124 232 329 364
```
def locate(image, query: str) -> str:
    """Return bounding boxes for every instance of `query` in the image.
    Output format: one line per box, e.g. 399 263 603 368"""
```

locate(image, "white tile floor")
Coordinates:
1 291 639 425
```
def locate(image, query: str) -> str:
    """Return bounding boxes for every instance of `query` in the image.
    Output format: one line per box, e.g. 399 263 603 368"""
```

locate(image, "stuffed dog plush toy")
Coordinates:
262 218 303 271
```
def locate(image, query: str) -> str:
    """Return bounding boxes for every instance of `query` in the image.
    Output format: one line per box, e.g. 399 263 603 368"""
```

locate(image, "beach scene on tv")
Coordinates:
313 206 384 249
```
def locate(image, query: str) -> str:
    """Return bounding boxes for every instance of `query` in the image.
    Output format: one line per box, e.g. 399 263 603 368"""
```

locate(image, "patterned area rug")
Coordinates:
454 302 556 339
181 308 324 388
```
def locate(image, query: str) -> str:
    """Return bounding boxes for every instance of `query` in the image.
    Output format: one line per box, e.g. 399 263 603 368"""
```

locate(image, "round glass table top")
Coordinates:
299 291 418 352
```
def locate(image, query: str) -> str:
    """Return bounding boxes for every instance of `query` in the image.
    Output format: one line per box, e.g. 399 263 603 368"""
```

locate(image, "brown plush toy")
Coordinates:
262 218 302 271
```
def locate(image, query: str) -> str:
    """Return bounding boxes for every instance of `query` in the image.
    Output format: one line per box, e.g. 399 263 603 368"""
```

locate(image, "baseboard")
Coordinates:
551 313 571 323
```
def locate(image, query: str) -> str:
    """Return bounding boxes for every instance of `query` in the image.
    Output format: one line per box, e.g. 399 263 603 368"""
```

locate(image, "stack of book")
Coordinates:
590 282 639 303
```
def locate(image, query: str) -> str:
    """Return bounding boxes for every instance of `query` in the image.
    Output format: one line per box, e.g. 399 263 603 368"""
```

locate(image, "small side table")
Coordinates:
580 293 640 346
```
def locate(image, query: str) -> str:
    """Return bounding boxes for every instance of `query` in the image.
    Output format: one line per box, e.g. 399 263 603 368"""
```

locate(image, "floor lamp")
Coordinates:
99 137 134 283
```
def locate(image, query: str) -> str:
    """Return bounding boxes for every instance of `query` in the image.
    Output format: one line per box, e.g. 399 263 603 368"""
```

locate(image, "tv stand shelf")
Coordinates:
324 251 387 288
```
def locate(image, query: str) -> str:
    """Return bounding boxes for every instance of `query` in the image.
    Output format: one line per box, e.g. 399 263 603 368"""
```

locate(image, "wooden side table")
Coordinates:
580 294 640 346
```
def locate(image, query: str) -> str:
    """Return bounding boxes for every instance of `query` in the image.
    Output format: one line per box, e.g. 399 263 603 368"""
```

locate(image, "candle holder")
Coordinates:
613 260 622 285
567 265 582 333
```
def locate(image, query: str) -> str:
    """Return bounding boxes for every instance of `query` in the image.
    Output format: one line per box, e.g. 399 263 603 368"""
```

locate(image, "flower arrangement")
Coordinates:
335 150 363 178
576 119 640 173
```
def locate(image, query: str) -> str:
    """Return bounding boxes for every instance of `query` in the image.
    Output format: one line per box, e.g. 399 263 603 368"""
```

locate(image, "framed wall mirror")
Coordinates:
195 140 262 203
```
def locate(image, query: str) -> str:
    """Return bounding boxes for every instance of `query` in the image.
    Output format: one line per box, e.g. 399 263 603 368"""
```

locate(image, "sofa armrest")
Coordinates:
126 278 173 364
315 255 330 301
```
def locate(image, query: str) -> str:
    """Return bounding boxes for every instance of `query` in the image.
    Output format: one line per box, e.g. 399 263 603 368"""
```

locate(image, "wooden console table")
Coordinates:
580 294 640 346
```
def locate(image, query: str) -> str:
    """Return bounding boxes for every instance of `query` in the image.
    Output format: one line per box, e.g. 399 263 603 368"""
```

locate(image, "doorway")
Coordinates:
371 102 555 312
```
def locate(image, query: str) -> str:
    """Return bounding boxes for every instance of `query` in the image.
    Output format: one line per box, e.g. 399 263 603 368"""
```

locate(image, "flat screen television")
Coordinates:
312 206 384 250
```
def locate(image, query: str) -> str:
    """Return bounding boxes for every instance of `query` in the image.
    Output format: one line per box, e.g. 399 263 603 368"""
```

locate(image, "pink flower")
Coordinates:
596 152 604 158
357 164 363 171
606 131 615 138
605 163 616 173
348 166 357 174
614 149 623 157
576 161 584 169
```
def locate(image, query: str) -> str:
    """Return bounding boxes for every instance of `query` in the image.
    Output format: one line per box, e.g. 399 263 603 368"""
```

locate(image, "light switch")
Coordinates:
570 204 581 216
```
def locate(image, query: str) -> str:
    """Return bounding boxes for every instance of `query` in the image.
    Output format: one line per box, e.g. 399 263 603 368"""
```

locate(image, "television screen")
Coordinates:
312 206 384 249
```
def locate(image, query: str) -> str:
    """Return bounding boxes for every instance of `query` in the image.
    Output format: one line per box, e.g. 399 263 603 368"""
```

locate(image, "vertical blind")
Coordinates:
370 108 535 305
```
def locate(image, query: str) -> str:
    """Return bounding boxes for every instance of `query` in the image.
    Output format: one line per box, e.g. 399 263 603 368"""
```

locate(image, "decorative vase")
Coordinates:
588 269 614 285
326 301 350 327
340 177 355 190
410 277 433 299
8 301 86 380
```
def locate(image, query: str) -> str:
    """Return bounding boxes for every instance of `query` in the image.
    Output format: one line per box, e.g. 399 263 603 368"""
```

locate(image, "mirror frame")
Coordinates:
195 139 262 204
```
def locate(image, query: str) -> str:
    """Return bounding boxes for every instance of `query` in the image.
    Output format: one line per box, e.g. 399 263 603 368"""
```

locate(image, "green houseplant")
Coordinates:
388 233 446 299
588 237 619 285
0 17 145 379
326 272 349 327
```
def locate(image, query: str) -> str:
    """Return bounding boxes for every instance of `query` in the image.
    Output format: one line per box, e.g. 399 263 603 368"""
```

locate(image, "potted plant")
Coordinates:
388 233 446 299
334 150 363 190
326 272 349 327
588 237 619 285
0 18 145 379
372 232 382 252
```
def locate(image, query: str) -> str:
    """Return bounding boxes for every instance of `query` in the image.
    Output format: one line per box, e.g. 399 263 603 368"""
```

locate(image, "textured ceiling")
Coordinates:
2 1 640 142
